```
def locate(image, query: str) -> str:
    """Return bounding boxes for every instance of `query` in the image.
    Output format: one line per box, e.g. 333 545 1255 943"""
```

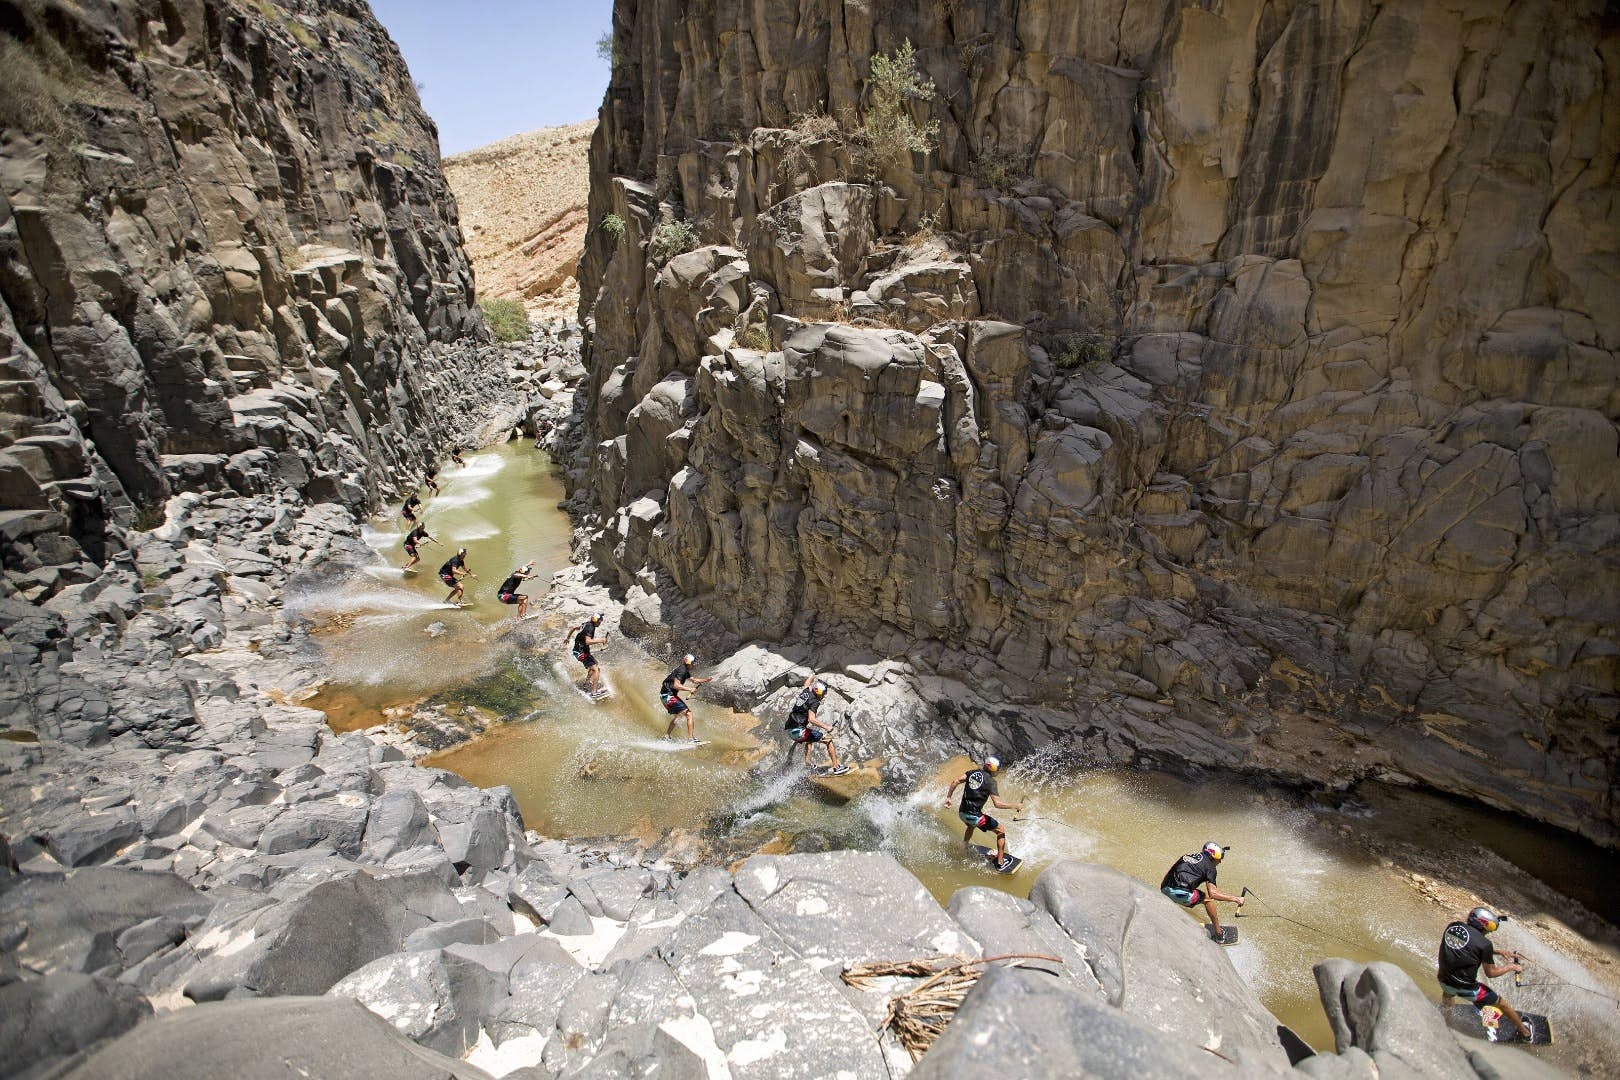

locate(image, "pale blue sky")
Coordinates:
370 0 612 156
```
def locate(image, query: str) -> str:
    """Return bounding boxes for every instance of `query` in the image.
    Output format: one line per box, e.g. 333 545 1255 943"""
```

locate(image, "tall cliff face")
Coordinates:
575 0 1620 844
0 0 506 594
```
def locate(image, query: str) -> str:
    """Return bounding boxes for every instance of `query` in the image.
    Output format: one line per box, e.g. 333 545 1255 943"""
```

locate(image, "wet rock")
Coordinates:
61 996 495 1080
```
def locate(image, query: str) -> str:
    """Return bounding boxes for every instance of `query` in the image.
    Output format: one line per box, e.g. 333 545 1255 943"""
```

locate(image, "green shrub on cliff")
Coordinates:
857 41 939 170
482 297 529 343
601 213 627 244
647 217 700 267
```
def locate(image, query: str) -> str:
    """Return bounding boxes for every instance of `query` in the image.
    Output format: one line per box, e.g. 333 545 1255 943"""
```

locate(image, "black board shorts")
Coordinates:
788 726 824 744
498 591 521 605
440 572 457 587
574 648 597 669
663 693 688 715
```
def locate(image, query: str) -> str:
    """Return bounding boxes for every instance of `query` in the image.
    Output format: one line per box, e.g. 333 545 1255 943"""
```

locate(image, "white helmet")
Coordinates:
811 680 827 698
1203 841 1225 862
984 755 1001 773
592 611 604 623
682 653 696 665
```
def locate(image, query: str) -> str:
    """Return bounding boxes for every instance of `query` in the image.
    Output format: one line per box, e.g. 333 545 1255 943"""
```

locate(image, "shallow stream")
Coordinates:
301 443 1617 1060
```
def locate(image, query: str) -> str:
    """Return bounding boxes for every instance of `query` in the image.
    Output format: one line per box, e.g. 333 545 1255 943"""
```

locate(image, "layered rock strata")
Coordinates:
443 121 596 316
573 0 1620 845
0 0 499 602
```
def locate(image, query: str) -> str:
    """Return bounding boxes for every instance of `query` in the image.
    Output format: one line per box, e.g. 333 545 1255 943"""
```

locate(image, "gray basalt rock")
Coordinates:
328 948 509 1058
1029 861 1290 1071
1313 959 1478 1080
913 964 1260 1078
176 868 462 1001
0 973 152 1079
733 851 977 968
0 868 209 977
61 996 495 1080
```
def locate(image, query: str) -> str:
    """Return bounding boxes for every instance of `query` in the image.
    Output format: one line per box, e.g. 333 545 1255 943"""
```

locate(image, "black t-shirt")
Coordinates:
1438 922 1494 991
438 553 464 577
785 688 817 729
404 497 421 512
959 769 998 815
1161 851 1219 892
406 525 428 544
573 623 596 653
498 572 524 595
661 664 691 697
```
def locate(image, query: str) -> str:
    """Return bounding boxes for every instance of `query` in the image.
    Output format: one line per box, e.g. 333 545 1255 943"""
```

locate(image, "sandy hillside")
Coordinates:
445 119 594 318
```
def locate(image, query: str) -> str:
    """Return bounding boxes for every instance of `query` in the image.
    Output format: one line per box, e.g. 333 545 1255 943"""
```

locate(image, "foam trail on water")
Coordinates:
289 585 453 615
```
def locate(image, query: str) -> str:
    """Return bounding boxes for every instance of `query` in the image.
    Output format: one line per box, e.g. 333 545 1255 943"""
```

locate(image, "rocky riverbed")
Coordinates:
2 329 1608 1078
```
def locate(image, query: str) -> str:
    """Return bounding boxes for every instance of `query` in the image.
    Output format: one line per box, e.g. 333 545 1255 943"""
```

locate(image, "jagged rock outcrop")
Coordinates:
573 0 1620 845
0 0 517 602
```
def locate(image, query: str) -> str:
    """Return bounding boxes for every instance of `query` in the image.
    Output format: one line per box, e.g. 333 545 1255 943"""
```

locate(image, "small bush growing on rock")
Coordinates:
600 213 627 244
647 217 700 267
733 316 772 352
481 297 530 343
1051 330 1112 372
971 147 1034 191
856 41 939 171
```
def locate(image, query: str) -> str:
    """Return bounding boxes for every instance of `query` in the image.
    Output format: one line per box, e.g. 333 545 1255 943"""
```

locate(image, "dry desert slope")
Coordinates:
445 119 594 317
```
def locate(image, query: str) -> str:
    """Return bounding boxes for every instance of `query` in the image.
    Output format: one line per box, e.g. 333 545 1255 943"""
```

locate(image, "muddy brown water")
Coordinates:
302 443 1617 1061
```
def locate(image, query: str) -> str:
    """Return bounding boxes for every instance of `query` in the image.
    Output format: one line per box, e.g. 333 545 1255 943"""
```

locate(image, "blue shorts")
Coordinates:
959 810 998 832
1161 886 1205 907
1441 983 1499 1008
789 726 824 744
663 694 688 715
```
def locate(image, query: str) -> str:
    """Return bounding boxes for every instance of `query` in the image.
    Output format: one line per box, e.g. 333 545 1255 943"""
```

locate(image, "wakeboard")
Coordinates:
1445 1005 1553 1045
673 740 710 750
969 844 1022 874
1209 925 1239 945
552 661 612 701
401 567 419 575
814 765 851 776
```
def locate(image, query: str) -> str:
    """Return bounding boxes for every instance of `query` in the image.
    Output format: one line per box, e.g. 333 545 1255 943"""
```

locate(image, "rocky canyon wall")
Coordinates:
0 0 512 600
574 0 1620 845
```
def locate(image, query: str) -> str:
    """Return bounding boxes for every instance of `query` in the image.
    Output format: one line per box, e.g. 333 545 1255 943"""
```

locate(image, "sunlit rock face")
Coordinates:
575 0 1620 845
0 0 507 590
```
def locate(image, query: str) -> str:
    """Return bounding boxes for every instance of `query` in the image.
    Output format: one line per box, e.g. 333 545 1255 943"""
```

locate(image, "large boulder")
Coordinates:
61 996 493 1080
0 973 151 1079
1029 861 1289 1071
1312 959 1478 1080
328 948 508 1058
733 850 976 968
177 868 462 1000
748 182 874 313
0 868 209 976
914 964 1256 1078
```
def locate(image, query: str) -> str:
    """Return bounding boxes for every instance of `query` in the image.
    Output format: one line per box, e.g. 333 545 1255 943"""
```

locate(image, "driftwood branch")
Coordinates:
841 953 1066 1060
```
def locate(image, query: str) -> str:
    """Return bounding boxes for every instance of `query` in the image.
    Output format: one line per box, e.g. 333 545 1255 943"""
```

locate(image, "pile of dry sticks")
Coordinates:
842 952 1063 1060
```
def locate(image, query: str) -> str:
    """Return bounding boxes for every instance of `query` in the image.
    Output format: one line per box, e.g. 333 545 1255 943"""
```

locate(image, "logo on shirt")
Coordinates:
1443 925 1471 951
967 772 983 790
